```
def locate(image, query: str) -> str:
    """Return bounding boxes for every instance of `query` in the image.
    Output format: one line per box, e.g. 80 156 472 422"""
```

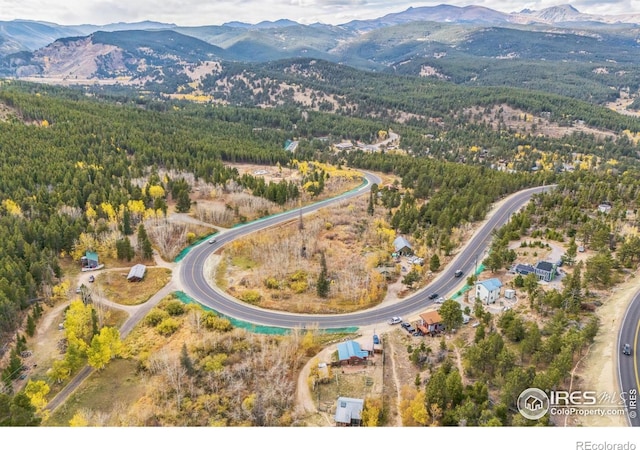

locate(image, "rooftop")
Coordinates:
477 278 502 291
535 261 555 272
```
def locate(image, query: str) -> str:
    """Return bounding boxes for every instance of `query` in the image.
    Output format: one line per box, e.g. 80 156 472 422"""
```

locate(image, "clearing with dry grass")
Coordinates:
94 267 173 306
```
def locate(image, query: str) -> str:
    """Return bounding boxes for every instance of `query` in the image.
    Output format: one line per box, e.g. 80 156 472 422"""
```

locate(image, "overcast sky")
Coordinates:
0 0 638 26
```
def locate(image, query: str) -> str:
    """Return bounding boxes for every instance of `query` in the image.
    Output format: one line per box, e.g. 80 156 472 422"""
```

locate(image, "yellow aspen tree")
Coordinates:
85 202 97 223
361 398 382 426
51 281 70 303
2 198 22 216
148 185 165 199
69 411 89 427
99 202 117 224
127 199 146 219
24 380 50 419
64 300 94 346
410 390 429 425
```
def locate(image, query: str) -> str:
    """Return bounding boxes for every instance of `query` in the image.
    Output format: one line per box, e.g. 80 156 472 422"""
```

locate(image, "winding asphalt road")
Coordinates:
179 174 556 329
617 287 640 426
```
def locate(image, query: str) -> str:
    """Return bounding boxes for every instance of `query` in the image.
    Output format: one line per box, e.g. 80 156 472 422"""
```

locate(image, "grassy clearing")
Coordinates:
97 267 172 305
231 255 257 270
44 358 144 426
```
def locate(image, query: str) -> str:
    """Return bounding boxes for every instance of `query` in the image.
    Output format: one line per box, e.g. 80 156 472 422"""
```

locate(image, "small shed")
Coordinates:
81 251 99 269
127 264 147 282
334 397 364 427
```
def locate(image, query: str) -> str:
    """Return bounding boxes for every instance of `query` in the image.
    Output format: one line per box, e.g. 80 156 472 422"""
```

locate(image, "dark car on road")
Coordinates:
428 293 438 300
623 343 632 355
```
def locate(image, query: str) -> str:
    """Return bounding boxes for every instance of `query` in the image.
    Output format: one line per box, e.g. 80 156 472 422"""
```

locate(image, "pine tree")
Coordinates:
429 253 441 272
180 343 194 376
138 225 153 260
316 252 330 298
367 191 374 216
122 208 132 236
26 315 36 337
175 190 192 213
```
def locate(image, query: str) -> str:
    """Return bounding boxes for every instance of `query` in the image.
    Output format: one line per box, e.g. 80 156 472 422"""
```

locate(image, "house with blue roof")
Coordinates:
337 340 369 365
475 278 502 305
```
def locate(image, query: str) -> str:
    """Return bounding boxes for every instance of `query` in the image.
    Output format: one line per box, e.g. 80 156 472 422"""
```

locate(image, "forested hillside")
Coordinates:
1 72 639 344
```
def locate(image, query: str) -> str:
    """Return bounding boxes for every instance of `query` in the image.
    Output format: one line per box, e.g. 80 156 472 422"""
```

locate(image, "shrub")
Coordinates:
264 277 280 289
156 317 180 336
203 312 233 332
290 280 308 293
241 290 261 304
289 270 308 282
201 353 228 372
146 308 169 327
164 299 185 316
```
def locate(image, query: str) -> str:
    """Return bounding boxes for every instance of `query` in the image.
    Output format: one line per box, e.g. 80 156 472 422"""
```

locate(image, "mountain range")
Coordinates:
1 3 639 108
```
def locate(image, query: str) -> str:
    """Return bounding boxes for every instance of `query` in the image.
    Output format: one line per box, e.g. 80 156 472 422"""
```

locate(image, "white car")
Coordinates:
435 297 445 304
388 316 402 325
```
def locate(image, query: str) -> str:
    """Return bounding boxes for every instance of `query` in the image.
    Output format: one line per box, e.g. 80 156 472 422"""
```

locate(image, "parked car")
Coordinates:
405 325 416 334
88 275 95 283
401 322 411 329
412 330 424 337
388 316 402 325
435 297 445 304
454 269 464 278
428 293 439 300
373 335 380 345
623 343 632 355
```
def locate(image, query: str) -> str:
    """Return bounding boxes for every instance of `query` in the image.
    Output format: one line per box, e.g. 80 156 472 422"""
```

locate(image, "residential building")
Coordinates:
393 236 413 256
417 310 444 336
534 261 556 282
475 278 502 304
514 263 535 276
337 340 369 365
81 251 99 269
334 397 364 426
334 142 353 151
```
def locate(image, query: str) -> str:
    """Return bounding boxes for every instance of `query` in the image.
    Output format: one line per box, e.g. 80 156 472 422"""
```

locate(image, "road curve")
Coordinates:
617 287 640 426
179 173 555 329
